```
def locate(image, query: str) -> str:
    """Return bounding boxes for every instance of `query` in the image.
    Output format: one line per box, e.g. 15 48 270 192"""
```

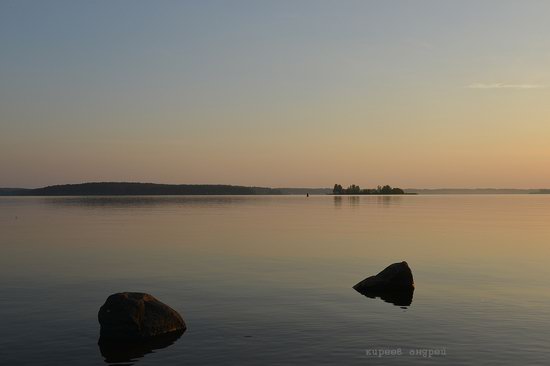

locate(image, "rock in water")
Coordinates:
98 292 186 340
353 261 414 293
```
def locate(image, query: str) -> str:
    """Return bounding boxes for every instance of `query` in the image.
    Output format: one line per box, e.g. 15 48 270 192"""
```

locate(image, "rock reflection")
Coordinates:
354 287 414 308
98 330 184 365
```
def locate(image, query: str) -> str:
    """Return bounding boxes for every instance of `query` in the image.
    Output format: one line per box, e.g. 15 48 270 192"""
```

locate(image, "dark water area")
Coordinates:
1 195 549 365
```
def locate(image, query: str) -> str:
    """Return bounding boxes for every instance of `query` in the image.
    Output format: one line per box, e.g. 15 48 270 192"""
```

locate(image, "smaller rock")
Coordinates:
98 292 186 340
353 261 414 293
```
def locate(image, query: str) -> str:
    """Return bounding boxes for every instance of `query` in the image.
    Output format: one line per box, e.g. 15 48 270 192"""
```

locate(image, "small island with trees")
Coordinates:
332 184 408 195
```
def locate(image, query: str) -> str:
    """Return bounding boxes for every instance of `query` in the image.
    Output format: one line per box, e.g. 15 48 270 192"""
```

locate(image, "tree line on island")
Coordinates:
332 184 405 195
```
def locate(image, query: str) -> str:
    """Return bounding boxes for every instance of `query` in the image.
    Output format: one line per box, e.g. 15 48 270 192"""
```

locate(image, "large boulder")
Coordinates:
353 261 414 295
98 292 186 340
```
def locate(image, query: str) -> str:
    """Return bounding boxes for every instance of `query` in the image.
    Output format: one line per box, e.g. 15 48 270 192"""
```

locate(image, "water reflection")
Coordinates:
332 195 360 207
348 196 360 206
354 287 414 308
332 195 403 208
40 196 259 209
377 195 392 206
98 330 184 365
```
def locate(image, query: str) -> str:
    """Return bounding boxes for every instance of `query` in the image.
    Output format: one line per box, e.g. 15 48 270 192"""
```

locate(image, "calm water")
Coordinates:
1 195 550 365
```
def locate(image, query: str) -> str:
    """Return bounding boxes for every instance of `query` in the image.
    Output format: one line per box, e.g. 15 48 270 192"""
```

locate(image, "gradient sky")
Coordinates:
1 1 550 188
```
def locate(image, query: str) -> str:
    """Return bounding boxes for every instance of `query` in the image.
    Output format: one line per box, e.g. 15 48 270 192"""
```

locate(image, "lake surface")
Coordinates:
1 195 549 365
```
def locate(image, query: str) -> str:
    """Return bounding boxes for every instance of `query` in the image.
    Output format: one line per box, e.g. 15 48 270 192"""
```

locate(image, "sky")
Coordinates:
1 0 550 188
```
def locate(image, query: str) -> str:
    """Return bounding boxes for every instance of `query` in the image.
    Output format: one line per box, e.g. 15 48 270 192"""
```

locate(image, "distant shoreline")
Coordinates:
0 183 549 196
0 182 331 196
0 183 282 196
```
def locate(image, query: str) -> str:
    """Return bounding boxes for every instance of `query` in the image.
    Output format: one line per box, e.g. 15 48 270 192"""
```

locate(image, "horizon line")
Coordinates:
1 181 549 191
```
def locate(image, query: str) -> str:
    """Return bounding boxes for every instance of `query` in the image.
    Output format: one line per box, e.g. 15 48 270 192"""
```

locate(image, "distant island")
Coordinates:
332 184 406 195
0 182 283 196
